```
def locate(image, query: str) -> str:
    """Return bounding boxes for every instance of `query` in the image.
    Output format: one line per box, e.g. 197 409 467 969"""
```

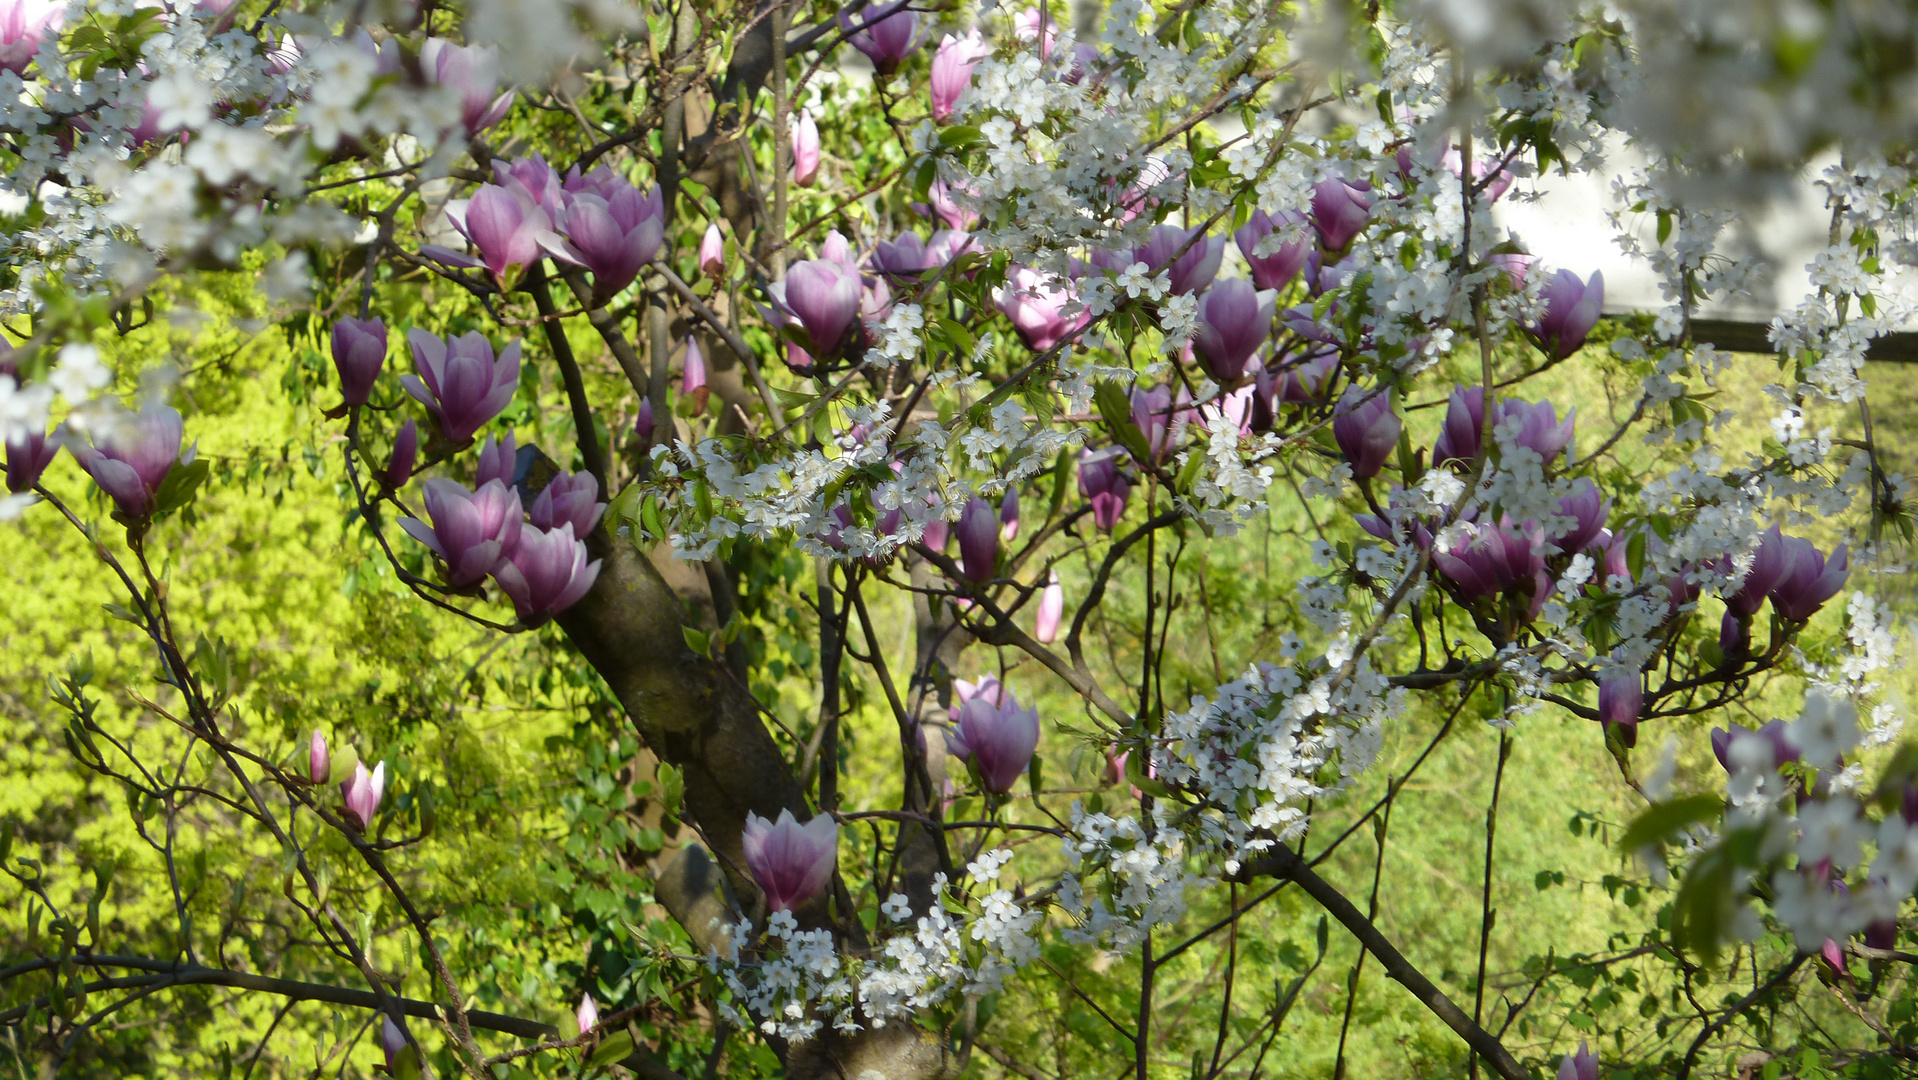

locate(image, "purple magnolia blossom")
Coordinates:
1489 252 1535 289
530 471 606 537
956 685 1041 794
330 317 387 407
1233 209 1310 291
1036 570 1063 643
1278 353 1336 405
1193 279 1275 383
1725 524 1793 616
475 430 517 489
4 425 57 494
308 731 330 783
0 0 63 76
1711 720 1799 774
382 420 418 488
1432 385 1484 466
72 404 186 517
402 330 521 444
699 222 725 277
792 108 820 186
1332 388 1400 479
421 38 514 134
445 182 549 280
380 1017 409 1074
341 759 386 828
1078 448 1131 530
1531 269 1604 359
956 496 999 582
399 478 523 587
1013 5 1056 57
1312 177 1373 252
921 179 981 231
925 229 975 267
1770 536 1849 621
931 30 990 122
544 181 666 304
1720 609 1749 655
771 258 863 356
1497 398 1576 463
492 522 602 620
634 398 656 444
1557 1041 1598 1080
1597 662 1642 731
1551 478 1608 554
873 231 934 280
1433 518 1547 603
999 487 1021 542
995 267 1089 353
682 337 708 406
1443 148 1515 202
1133 225 1224 296
742 808 838 911
495 154 563 212
841 1 919 75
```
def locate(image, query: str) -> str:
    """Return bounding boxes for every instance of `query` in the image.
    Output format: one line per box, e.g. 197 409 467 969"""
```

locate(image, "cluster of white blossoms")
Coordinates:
712 855 1044 1041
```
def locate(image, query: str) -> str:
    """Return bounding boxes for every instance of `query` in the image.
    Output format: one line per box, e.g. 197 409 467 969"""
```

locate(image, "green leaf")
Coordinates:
326 744 360 785
152 458 211 517
1618 793 1721 854
682 627 710 657
1093 381 1151 465
657 763 685 816
586 1030 636 1068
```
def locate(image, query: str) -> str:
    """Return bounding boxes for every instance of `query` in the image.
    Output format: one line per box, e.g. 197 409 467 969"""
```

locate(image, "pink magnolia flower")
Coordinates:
1769 536 1850 621
841 1 919 75
1078 448 1131 530
1233 209 1310 291
4 423 58 494
399 477 523 587
1531 269 1604 359
741 808 838 912
0 0 63 77
543 179 665 304
577 995 598 1034
956 496 999 582
994 267 1088 353
71 404 187 518
956 685 1041 795
930 30 990 122
770 259 862 356
401 330 521 444
331 317 388 408
1312 177 1373 252
444 182 550 280
341 759 387 828
1133 224 1224 296
475 429 517 489
421 38 514 134
1035 570 1063 643
492 522 602 621
308 731 330 784
1192 279 1275 383
791 108 820 186
529 471 605 538
1556 1041 1597 1080
1331 388 1399 479
382 420 418 488
698 222 726 278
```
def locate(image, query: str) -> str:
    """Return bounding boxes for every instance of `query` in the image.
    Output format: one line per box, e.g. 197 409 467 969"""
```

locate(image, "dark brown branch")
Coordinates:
1230 845 1529 1080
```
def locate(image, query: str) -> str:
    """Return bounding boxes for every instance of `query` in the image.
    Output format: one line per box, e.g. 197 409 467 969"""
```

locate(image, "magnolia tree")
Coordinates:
6 0 1918 1076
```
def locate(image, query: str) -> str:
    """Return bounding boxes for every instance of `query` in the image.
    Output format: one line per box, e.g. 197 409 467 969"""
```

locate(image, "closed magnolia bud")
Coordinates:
1035 570 1063 644
330 317 387 408
577 993 598 1034
308 731 330 784
791 108 820 186
382 419 418 489
698 222 725 278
